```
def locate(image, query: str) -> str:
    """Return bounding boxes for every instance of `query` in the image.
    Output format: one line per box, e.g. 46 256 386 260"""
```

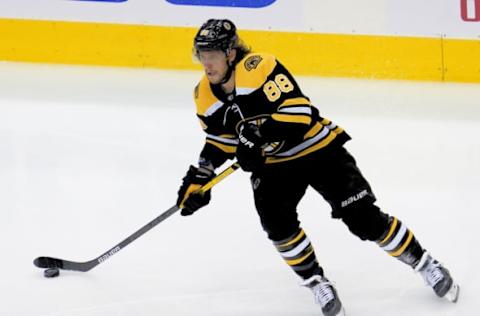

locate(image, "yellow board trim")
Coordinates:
443 38 480 82
1 18 479 83
0 18 197 69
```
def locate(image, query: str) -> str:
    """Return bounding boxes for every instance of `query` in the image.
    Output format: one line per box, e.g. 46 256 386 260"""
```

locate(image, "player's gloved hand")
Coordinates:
236 123 266 172
177 165 215 216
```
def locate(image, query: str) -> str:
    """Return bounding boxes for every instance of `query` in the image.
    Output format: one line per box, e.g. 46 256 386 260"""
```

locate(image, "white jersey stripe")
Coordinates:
278 106 312 115
236 87 257 95
207 134 239 145
204 101 224 117
274 126 329 157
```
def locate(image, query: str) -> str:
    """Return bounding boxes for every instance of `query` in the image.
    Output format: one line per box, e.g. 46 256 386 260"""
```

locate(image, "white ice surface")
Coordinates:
0 62 479 316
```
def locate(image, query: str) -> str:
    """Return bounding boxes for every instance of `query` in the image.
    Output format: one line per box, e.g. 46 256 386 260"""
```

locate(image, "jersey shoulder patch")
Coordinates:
244 54 264 71
236 53 277 94
194 75 221 116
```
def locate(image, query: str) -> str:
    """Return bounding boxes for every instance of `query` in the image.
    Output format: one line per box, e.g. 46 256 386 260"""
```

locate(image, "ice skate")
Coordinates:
301 275 345 316
415 252 460 303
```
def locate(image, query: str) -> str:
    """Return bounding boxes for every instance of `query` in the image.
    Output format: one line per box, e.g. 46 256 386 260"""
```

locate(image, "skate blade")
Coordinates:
337 306 346 316
444 283 460 303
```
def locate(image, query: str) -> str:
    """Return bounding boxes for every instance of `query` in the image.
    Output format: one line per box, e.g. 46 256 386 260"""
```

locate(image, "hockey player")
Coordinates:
176 19 459 316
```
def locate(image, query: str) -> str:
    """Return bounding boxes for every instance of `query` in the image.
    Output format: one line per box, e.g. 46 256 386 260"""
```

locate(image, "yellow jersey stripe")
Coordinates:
303 122 322 140
278 97 311 108
332 126 344 134
206 139 237 154
218 134 237 139
272 113 311 125
320 118 332 125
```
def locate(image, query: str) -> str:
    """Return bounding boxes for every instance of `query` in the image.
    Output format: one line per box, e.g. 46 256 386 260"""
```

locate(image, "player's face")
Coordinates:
198 50 229 84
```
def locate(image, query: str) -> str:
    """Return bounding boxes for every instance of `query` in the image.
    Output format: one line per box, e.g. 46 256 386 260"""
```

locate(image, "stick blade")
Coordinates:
34 257 64 269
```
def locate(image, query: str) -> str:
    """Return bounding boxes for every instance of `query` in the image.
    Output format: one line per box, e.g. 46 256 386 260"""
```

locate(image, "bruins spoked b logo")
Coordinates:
244 55 263 71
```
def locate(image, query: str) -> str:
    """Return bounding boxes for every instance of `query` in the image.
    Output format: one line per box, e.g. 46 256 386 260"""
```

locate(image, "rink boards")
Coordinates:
0 0 479 82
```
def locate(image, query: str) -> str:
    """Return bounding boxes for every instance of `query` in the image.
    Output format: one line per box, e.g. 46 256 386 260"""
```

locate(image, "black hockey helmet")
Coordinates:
194 19 238 53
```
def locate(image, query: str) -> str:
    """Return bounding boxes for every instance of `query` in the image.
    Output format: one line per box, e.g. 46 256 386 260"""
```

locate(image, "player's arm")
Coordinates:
197 114 237 169
176 85 236 215
177 122 235 215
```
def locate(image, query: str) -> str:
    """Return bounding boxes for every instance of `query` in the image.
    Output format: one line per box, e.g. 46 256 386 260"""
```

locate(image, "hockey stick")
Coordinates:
33 162 240 272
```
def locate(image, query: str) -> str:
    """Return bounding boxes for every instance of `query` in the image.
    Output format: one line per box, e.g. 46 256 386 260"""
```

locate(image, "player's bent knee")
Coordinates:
340 204 389 241
254 199 301 241
260 216 301 241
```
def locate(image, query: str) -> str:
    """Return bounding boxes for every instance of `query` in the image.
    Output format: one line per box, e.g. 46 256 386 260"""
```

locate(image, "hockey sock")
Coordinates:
273 228 323 279
376 216 425 268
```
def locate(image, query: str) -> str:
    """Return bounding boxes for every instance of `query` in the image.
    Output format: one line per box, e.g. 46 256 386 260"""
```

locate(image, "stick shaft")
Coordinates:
34 161 240 272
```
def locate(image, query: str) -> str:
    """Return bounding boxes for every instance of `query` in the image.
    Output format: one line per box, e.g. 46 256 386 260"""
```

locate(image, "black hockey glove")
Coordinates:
236 123 266 172
176 165 215 216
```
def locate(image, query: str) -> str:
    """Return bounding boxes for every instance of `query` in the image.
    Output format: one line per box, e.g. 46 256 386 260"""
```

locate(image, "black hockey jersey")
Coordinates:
194 52 350 168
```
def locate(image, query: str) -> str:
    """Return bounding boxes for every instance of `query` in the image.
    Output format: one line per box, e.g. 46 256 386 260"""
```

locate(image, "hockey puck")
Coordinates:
44 268 60 278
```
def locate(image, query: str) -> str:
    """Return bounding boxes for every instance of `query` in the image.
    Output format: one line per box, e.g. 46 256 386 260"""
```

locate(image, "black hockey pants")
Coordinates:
251 145 390 242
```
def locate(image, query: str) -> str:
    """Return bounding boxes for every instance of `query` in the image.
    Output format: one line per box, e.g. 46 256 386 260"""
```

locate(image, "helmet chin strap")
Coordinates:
217 48 234 85
219 62 234 85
